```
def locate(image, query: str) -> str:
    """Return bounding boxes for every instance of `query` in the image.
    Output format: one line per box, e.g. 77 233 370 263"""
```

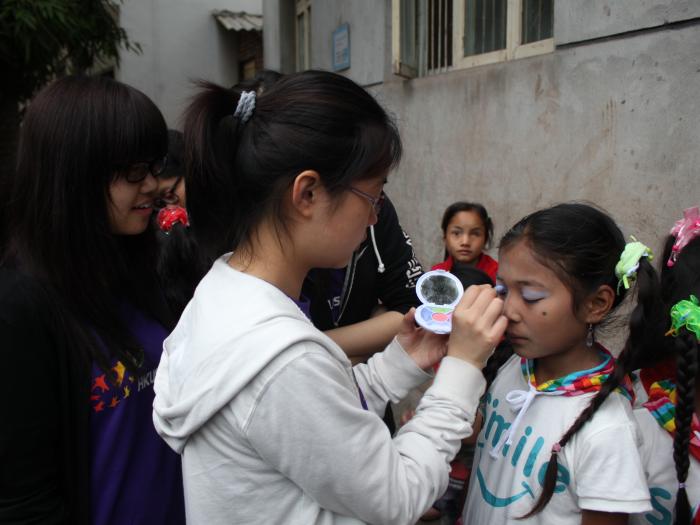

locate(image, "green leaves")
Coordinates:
0 0 139 100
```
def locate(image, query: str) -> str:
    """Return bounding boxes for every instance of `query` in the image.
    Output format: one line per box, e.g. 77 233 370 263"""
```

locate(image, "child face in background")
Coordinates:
156 174 186 209
444 210 487 265
496 239 594 378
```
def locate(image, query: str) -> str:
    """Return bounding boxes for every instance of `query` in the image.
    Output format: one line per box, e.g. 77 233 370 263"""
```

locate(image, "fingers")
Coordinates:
454 285 502 333
456 283 488 311
456 284 497 315
403 307 416 324
489 314 508 341
397 308 417 335
475 294 505 340
447 285 508 368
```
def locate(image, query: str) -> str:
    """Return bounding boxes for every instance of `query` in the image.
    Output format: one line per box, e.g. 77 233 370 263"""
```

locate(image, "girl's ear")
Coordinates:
290 170 322 218
583 284 616 324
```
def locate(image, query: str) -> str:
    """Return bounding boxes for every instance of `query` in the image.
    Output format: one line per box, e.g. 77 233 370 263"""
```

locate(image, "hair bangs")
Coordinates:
353 120 402 182
107 83 168 172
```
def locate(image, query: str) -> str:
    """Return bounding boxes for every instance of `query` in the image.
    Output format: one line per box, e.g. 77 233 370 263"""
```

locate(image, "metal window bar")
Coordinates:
427 0 452 74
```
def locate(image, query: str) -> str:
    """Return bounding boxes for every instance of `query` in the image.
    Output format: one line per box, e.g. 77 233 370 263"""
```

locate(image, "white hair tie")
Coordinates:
234 91 256 124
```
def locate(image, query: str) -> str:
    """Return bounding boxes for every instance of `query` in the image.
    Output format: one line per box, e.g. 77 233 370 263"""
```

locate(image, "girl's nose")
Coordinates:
503 294 521 323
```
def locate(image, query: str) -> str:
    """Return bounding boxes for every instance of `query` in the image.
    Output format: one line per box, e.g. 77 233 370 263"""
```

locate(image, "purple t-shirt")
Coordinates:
89 306 185 525
294 295 312 319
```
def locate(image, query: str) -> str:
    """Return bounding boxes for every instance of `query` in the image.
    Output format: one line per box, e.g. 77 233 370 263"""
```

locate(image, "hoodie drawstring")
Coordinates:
370 225 385 273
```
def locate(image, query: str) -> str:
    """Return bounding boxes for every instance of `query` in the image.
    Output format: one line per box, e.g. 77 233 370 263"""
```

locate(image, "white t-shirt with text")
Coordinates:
463 355 651 524
630 406 700 524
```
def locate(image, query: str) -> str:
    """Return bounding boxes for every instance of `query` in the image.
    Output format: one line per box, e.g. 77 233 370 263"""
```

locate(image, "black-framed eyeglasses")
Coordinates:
123 155 168 184
154 174 184 210
347 186 385 216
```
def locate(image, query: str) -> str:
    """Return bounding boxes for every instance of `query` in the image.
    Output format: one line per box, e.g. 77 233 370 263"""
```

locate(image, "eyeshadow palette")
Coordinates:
415 270 464 334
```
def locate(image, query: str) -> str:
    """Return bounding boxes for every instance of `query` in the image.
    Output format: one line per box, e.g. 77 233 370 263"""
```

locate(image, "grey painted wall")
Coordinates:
262 0 700 273
263 0 296 73
556 0 700 45
264 0 386 84
379 23 700 268
118 0 261 127
310 0 386 86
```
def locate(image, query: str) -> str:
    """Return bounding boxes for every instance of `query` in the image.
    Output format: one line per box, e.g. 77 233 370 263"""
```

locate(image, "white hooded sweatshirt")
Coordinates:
153 256 486 525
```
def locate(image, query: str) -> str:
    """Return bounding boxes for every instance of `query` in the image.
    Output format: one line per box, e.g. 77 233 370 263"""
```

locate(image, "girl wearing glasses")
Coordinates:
152 70 507 524
0 76 185 524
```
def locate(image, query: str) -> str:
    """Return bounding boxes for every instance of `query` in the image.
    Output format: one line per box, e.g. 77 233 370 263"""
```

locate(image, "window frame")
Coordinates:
295 0 312 71
394 0 554 77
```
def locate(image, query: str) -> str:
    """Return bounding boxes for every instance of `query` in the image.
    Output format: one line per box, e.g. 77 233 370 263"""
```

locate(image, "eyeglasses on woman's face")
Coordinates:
347 186 385 216
122 155 168 184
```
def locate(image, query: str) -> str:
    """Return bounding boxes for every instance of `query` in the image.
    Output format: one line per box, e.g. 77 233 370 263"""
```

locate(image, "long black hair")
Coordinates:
184 70 402 261
4 75 170 373
484 202 660 517
643 235 700 525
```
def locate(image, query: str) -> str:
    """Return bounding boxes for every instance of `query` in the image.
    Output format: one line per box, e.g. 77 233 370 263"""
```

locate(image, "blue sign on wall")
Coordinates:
332 23 350 71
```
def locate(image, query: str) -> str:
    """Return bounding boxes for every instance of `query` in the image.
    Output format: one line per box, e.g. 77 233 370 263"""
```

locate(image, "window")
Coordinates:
296 0 311 71
393 0 554 77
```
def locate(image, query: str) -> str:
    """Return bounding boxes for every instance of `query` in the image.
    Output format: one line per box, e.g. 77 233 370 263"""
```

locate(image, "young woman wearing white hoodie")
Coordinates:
152 70 507 524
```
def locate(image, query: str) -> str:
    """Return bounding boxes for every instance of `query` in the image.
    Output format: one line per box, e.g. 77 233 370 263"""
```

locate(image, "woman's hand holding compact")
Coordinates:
396 308 449 370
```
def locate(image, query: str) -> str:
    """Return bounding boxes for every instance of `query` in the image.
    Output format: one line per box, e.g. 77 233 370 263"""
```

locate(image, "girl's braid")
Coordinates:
519 350 631 518
482 340 514 392
672 331 698 525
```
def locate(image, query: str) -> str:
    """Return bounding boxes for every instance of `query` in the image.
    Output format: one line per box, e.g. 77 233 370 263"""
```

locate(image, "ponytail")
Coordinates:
184 82 249 261
621 257 666 370
482 340 513 392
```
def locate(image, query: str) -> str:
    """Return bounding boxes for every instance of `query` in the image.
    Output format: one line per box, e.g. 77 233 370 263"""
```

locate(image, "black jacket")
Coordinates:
0 269 91 524
303 195 424 330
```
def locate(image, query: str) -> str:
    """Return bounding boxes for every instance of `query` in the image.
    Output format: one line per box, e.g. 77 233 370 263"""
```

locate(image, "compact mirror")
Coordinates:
415 270 464 334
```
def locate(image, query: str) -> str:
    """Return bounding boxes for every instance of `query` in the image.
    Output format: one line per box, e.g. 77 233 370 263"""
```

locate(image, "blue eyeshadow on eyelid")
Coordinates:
522 289 549 301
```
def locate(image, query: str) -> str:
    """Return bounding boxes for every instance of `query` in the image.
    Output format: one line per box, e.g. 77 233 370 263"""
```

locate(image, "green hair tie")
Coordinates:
666 295 700 340
615 237 653 293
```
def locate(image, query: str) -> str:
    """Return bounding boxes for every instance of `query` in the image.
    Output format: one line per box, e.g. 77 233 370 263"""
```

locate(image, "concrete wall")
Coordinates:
310 0 386 86
263 0 385 84
262 0 700 272
262 0 296 73
556 0 700 45
118 0 261 127
377 4 700 268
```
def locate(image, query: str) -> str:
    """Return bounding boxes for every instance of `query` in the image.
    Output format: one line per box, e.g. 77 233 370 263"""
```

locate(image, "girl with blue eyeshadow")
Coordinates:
464 203 656 525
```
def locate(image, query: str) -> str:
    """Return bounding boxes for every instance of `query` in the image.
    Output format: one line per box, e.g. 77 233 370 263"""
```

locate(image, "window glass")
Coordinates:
522 0 553 44
464 0 507 57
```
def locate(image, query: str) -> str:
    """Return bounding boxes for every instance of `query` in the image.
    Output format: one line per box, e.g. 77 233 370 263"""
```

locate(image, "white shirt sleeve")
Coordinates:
243 344 485 525
351 337 433 415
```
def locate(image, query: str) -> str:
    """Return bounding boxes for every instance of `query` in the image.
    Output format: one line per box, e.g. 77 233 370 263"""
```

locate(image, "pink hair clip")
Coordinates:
551 442 562 455
668 206 700 267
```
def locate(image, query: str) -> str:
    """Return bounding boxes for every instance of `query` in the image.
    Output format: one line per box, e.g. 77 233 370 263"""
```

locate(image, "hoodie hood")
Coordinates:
153 255 342 453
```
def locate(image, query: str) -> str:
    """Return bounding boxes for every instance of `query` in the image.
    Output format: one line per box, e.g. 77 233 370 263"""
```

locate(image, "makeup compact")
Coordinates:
415 270 464 334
